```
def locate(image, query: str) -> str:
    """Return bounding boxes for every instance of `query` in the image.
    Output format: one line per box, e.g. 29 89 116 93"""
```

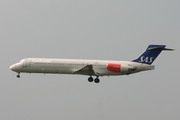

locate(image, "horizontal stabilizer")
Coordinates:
147 45 175 51
163 48 175 51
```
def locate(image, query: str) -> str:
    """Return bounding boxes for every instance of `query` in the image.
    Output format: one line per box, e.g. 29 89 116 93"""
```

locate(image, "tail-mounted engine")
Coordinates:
107 63 136 73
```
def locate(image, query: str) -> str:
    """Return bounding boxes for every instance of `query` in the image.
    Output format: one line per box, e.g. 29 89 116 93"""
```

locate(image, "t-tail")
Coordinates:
132 44 174 65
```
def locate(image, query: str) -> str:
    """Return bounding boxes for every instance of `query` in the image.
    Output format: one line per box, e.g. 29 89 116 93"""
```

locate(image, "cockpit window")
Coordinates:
20 59 24 63
20 59 27 63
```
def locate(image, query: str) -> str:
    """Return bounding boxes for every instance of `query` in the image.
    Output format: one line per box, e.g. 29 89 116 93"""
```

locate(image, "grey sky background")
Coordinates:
1 0 179 120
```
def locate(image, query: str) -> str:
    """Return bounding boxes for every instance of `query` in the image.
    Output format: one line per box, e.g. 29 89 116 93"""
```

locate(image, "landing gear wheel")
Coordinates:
17 74 20 78
88 77 93 82
94 78 100 83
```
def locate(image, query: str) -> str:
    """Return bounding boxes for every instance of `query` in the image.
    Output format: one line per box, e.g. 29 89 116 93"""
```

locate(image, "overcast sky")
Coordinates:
1 0 179 120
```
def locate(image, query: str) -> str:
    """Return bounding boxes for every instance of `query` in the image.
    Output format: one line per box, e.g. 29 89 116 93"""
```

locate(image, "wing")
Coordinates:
72 65 100 76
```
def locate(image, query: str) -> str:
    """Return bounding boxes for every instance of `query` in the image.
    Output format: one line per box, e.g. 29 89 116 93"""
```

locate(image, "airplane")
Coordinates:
10 44 174 83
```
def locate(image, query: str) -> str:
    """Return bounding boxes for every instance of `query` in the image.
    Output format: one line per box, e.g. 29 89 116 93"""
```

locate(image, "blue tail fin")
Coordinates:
132 44 174 65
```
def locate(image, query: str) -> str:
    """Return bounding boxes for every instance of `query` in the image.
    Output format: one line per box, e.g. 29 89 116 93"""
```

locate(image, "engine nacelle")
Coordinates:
107 63 121 72
120 64 131 73
107 63 135 73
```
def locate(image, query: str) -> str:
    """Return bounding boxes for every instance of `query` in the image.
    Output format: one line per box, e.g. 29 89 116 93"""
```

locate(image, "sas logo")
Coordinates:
139 56 154 63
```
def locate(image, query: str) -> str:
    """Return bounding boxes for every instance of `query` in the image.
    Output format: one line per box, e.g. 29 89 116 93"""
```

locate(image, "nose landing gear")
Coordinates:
16 73 20 78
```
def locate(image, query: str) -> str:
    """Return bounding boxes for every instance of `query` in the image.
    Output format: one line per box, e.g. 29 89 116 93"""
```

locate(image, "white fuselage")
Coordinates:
10 58 154 76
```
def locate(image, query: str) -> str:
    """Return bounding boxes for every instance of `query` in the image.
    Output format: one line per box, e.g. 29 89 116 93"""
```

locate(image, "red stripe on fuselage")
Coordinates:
107 63 121 72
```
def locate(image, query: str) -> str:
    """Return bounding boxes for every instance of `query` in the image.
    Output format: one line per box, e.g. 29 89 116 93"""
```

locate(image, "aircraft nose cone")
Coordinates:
10 64 16 71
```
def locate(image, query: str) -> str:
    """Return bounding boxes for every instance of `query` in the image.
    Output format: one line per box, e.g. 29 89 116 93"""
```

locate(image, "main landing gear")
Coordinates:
88 76 100 83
